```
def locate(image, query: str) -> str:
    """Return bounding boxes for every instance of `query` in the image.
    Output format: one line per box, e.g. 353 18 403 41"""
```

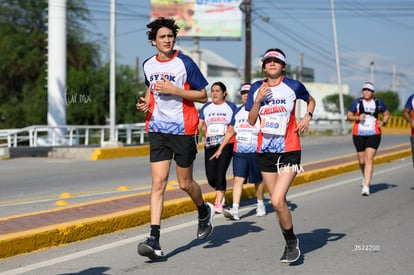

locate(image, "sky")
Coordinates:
85 0 414 103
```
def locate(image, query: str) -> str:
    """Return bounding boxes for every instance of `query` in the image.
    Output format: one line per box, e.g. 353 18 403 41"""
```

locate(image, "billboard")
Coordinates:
150 0 243 39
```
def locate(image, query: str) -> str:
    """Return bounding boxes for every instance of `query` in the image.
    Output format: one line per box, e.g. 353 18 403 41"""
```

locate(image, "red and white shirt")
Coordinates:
245 76 311 153
404 94 414 136
199 101 237 148
143 50 208 135
231 105 261 153
348 98 387 136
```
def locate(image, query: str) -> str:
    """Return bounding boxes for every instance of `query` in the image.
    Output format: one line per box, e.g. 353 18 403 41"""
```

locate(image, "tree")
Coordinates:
373 91 399 113
322 94 355 114
0 0 100 128
0 0 147 130
65 64 146 125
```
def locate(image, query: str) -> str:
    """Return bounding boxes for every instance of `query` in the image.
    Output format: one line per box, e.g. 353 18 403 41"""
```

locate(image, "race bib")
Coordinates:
260 115 288 136
236 132 253 144
205 136 222 148
207 124 226 137
359 116 376 131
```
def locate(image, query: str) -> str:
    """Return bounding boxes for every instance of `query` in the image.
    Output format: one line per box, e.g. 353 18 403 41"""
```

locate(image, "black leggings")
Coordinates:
204 143 233 191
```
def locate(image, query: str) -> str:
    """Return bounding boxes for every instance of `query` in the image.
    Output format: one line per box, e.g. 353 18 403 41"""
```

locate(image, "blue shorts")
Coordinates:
233 152 262 184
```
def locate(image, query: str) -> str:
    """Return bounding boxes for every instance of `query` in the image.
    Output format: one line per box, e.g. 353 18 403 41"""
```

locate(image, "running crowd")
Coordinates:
136 17 411 264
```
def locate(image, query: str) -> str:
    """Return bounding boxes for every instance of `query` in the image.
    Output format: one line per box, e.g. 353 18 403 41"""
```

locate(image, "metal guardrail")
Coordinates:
0 123 147 148
0 117 410 148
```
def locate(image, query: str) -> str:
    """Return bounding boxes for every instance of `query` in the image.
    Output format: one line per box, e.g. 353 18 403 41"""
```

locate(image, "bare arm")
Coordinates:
403 108 414 126
403 108 411 122
198 119 205 133
209 126 235 160
248 82 269 126
378 110 390 127
347 110 365 122
295 94 316 133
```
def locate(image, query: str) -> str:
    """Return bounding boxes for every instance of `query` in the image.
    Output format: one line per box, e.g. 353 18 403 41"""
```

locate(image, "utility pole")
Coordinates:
330 0 346 133
297 52 303 117
108 0 117 146
370 61 375 83
244 0 251 83
392 64 397 92
48 0 67 144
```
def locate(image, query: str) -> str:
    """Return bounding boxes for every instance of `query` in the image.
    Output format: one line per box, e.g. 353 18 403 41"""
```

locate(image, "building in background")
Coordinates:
175 45 242 105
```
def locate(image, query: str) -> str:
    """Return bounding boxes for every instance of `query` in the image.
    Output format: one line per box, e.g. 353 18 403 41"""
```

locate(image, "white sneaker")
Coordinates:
223 207 240 220
256 203 266 217
361 185 370 196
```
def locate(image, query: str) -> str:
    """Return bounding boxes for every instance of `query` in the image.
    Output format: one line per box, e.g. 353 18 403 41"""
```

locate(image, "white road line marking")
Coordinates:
1 161 409 275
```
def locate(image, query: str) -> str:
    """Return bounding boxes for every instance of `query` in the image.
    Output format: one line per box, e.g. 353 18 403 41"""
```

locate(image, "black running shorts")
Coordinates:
258 151 301 173
352 134 381 152
149 132 198 168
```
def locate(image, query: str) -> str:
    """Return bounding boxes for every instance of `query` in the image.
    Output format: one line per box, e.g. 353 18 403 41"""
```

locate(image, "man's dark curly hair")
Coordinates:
146 17 180 41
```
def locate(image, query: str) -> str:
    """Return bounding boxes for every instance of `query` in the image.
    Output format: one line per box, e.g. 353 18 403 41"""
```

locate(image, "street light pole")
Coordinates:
244 0 251 83
330 0 346 133
108 0 117 145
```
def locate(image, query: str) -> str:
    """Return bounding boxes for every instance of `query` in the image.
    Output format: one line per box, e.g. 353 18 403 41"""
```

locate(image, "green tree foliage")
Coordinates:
323 91 400 115
65 64 146 125
0 0 47 127
322 94 355 113
0 0 145 129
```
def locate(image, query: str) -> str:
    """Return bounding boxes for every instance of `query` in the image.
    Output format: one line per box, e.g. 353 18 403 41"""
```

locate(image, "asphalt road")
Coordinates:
0 158 412 274
0 134 410 218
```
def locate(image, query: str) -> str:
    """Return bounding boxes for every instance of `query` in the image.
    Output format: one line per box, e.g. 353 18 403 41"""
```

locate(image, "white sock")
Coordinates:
257 199 264 205
233 204 239 210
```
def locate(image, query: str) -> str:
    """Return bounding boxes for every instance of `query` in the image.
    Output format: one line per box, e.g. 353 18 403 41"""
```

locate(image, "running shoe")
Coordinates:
137 236 164 261
223 207 240 220
214 201 223 214
256 203 266 217
197 202 215 239
361 185 370 196
280 238 301 263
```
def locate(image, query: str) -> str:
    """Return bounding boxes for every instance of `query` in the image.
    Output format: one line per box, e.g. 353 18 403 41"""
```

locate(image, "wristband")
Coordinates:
306 111 313 118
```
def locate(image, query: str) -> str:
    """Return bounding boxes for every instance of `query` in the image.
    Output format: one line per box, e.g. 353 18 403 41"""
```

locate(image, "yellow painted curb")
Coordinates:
90 145 150 160
0 149 411 259
0 191 216 259
90 144 205 160
381 127 411 135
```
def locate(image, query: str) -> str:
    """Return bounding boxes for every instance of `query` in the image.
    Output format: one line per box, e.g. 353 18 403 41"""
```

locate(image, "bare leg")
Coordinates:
150 160 171 225
231 176 245 205
363 148 377 187
255 181 265 201
215 190 225 204
176 163 204 207
262 169 296 231
356 151 365 182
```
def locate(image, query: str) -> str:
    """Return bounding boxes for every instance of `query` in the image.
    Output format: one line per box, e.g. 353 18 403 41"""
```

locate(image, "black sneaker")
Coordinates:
280 238 300 263
137 236 164 261
197 202 215 239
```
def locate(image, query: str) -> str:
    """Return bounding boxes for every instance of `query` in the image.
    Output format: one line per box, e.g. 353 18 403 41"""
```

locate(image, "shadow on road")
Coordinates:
57 267 110 275
289 228 346 266
369 182 397 194
159 221 263 261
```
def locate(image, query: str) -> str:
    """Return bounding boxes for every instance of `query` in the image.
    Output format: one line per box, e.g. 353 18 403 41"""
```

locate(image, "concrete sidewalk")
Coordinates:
0 143 411 259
